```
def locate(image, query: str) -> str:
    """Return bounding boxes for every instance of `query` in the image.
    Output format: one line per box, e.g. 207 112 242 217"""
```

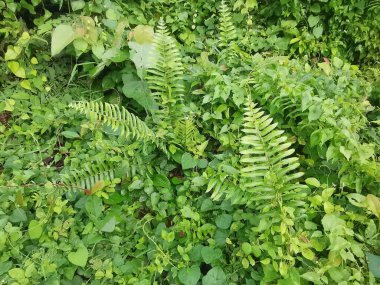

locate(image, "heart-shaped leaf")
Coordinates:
68 246 88 267
178 266 201 285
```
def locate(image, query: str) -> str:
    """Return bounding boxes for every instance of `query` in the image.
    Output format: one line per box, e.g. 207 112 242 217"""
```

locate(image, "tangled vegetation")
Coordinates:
0 0 380 284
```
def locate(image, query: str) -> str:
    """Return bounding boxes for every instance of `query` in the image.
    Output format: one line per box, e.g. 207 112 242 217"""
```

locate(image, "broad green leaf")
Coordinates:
366 252 380 278
92 43 105 59
153 174 171 188
4 99 16 112
328 267 350 283
367 194 380 218
365 220 377 239
28 220 43 239
289 37 301 44
301 272 322 285
8 268 25 279
85 196 103 218
9 208 27 223
313 26 323 38
68 246 88 267
278 268 300 285
201 247 222 264
181 153 197 170
20 80 32 90
132 25 154 44
178 266 201 285
71 0 85 11
302 248 315 260
122 74 157 111
308 104 322 121
321 214 345 231
308 15 320 27
181 206 200 221
73 38 88 53
8 61 26 78
215 214 232 229
305 177 320 187
333 57 343 68
339 146 352 160
202 267 226 285
51 24 76 56
5 46 22 60
0 262 12 276
242 258 249 268
61 130 80 139
310 3 321 13
242 242 252 255
99 216 116 232
128 42 155 73
318 62 331 76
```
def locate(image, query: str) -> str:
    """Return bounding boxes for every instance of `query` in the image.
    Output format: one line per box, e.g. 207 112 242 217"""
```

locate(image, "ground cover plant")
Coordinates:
0 0 380 284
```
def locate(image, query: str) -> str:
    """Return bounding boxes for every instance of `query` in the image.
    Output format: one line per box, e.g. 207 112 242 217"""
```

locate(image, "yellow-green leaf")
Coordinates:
8 268 25 279
28 220 43 239
8 61 26 78
31 57 38 64
5 46 22 60
51 24 76 56
302 248 315 260
367 194 380 219
4 99 16 111
242 258 249 269
20 80 32 90
90 180 106 194
132 25 154 44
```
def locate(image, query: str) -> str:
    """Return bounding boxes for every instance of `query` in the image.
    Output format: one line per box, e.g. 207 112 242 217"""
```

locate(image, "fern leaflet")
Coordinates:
238 98 308 208
69 101 157 144
147 18 185 127
219 0 237 48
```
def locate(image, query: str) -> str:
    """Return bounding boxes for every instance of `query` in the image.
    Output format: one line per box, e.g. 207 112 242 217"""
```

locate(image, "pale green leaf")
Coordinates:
28 220 43 239
68 246 89 267
51 24 76 56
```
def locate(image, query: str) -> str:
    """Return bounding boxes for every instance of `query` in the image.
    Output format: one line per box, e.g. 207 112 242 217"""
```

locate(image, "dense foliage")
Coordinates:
1 0 380 284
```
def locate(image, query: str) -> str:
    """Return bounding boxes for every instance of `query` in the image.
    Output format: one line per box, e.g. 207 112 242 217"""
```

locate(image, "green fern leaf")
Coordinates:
219 0 237 48
173 115 207 155
69 101 157 144
61 157 148 193
146 18 185 126
237 98 308 207
61 162 116 193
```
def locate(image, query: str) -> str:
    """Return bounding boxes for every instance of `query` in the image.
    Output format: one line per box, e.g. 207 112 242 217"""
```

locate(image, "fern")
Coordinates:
219 0 237 48
61 156 148 193
147 18 185 128
238 99 308 208
173 115 207 155
61 162 116 193
368 0 380 10
69 101 157 144
207 98 308 211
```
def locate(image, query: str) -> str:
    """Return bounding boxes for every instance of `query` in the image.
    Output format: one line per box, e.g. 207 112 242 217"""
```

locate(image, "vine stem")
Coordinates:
142 218 177 269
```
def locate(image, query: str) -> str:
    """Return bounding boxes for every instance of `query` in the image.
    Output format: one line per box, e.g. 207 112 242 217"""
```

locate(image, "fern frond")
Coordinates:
368 0 380 10
173 115 207 155
61 156 148 193
61 162 116 193
147 18 185 126
219 0 237 48
69 101 157 144
252 82 309 125
206 98 308 209
237 98 308 207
